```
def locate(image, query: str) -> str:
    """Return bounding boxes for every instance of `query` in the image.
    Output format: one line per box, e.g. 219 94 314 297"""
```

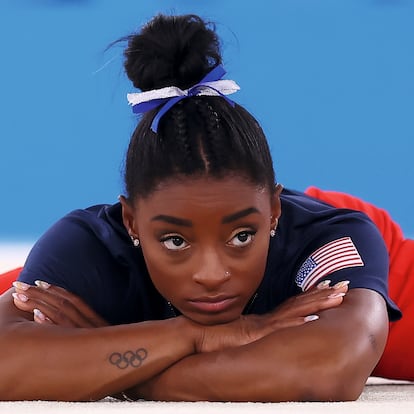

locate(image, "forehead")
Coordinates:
136 176 271 215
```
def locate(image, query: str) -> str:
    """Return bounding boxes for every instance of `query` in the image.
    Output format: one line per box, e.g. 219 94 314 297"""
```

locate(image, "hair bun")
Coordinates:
123 14 222 91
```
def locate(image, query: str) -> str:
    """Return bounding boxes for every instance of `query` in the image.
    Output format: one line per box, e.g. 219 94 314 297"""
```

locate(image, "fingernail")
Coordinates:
328 292 346 299
304 315 319 322
12 281 30 291
33 308 46 322
35 280 51 290
317 280 331 290
333 281 350 289
12 292 28 302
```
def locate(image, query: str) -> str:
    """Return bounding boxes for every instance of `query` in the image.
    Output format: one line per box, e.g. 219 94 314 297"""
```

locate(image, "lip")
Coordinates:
187 296 238 313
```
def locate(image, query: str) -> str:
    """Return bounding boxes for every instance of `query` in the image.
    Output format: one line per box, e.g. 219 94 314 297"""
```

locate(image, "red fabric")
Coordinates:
305 186 414 380
0 267 22 295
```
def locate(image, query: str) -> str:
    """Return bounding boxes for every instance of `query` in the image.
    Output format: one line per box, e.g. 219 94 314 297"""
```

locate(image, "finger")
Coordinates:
296 280 350 304
272 287 347 320
316 280 331 290
13 281 86 327
331 280 350 291
296 290 347 312
12 292 31 313
13 291 81 327
314 279 350 294
34 281 108 327
303 280 350 297
268 314 320 331
33 308 54 325
13 281 107 328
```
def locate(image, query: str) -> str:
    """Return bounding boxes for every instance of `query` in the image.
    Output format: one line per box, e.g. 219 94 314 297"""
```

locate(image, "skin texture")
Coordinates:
132 289 388 402
0 176 388 401
120 177 281 325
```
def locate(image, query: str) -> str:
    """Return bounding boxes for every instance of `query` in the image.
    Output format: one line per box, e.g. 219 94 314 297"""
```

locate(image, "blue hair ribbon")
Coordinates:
127 65 240 132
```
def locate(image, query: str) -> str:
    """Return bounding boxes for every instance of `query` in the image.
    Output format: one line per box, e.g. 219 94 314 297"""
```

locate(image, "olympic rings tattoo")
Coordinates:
109 348 148 369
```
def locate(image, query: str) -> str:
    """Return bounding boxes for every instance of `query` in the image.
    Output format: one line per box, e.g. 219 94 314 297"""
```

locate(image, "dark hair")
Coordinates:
122 14 276 201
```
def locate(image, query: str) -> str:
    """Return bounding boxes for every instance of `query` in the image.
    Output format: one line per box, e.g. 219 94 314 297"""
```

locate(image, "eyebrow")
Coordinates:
151 215 192 227
151 207 260 227
222 207 260 224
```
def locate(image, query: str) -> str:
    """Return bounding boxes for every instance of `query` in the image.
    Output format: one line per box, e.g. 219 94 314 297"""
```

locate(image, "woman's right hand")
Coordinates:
194 279 349 353
12 280 108 328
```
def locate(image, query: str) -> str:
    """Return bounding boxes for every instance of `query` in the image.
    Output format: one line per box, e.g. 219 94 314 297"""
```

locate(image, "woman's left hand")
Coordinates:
12 280 108 328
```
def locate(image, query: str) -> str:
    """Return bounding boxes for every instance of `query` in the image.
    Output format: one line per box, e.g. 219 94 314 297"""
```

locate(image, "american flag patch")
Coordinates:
295 237 364 291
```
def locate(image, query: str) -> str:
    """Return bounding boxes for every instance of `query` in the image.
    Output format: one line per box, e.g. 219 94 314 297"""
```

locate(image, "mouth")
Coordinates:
187 295 239 314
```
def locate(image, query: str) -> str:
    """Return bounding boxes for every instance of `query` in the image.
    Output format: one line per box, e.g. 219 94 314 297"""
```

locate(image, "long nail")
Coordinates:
317 280 331 290
12 281 30 291
33 308 46 322
12 292 28 302
328 292 346 299
304 315 319 322
333 280 350 289
35 280 51 290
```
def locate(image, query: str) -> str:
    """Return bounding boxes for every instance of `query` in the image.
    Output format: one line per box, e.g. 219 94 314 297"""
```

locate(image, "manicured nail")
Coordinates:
328 292 346 299
12 292 28 302
35 280 51 290
333 280 350 289
304 315 319 322
12 281 30 291
317 280 331 290
33 308 46 322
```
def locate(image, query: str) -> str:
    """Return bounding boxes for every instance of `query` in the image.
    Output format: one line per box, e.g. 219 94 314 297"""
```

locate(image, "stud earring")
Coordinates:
130 235 140 247
270 218 278 238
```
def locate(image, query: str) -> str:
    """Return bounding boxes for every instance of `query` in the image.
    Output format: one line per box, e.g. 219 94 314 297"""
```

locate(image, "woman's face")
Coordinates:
122 176 281 325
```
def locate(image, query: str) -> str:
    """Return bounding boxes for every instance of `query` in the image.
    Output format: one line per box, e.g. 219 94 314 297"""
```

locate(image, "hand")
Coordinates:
195 279 349 353
12 280 108 328
126 280 350 400
263 279 349 329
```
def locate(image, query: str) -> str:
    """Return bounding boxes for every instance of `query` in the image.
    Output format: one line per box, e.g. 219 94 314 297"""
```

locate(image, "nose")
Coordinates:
192 249 230 290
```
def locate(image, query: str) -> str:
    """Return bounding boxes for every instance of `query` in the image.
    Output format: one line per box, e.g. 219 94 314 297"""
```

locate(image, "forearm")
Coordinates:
137 290 388 402
135 325 345 402
0 305 196 401
139 327 366 402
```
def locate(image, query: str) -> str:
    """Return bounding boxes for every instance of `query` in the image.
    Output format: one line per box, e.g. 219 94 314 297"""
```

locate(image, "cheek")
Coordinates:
141 247 188 300
230 237 270 291
140 233 271 302
243 244 269 285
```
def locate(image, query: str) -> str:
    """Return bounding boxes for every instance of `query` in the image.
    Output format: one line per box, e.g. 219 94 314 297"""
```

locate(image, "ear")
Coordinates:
270 183 283 229
119 195 139 237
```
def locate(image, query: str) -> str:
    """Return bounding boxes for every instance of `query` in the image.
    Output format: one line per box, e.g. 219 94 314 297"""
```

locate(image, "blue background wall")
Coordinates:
0 0 413 243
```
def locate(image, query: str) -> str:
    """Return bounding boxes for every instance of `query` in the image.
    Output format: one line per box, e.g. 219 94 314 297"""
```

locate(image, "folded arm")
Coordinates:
4 279 349 401
134 289 388 402
0 288 199 401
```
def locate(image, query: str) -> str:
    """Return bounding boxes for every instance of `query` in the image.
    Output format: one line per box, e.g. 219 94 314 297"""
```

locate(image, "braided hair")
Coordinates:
122 14 276 201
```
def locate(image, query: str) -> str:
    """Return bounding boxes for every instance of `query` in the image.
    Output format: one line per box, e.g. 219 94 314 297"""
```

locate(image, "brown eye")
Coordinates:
238 232 249 242
229 231 256 247
161 235 189 251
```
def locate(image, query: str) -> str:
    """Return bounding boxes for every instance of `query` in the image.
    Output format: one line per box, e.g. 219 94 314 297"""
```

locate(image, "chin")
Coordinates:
184 310 241 326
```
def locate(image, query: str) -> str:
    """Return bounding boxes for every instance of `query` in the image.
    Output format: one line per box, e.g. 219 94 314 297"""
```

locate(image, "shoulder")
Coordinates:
18 203 154 324
304 186 405 258
278 188 383 250
267 188 401 320
19 203 134 286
